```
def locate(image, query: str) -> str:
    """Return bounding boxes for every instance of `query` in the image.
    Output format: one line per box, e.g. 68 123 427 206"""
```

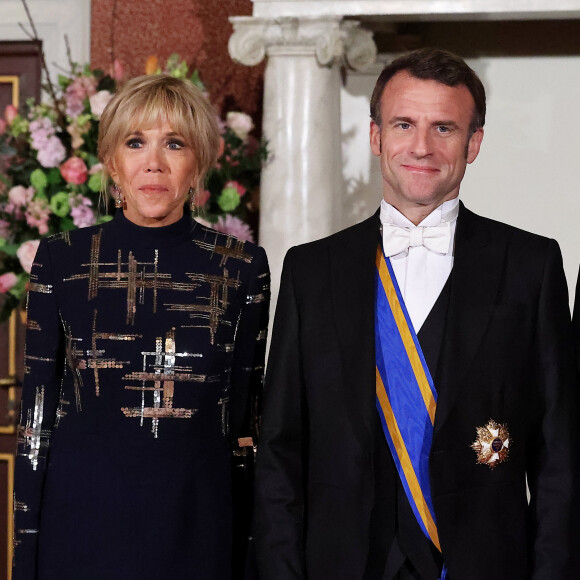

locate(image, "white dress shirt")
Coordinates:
380 198 459 333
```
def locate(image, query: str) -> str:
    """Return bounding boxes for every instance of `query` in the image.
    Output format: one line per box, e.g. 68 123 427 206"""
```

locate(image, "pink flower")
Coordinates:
212 215 254 243
37 137 67 168
65 76 97 118
193 189 210 207
25 199 51 235
4 105 18 125
3 202 23 219
71 204 96 228
89 163 103 175
89 90 113 119
224 180 246 197
60 157 88 185
0 272 18 293
29 117 53 147
17 240 40 274
111 59 124 81
8 185 34 207
226 112 254 142
30 118 66 168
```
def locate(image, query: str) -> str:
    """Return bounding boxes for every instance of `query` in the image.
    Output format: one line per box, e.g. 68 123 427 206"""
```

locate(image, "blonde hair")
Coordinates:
98 74 220 193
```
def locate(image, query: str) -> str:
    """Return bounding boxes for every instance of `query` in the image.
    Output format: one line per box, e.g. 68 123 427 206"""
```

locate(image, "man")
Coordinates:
254 48 579 579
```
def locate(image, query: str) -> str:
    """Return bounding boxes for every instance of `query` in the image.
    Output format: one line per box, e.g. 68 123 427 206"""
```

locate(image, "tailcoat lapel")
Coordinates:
434 203 507 434
331 211 379 448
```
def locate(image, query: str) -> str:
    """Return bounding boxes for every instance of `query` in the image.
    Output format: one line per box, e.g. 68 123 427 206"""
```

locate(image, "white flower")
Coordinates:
226 111 254 142
89 90 113 119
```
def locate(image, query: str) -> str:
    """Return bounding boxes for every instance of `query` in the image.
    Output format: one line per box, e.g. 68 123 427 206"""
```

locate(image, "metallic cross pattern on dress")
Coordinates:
165 269 241 345
28 262 53 294
17 387 50 471
50 230 72 246
62 321 85 411
121 328 219 438
13 498 37 550
26 319 42 332
194 231 253 267
23 354 56 377
63 231 201 324
87 309 141 396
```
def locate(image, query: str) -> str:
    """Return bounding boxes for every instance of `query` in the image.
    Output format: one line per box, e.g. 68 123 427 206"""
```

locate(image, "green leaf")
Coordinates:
47 167 63 185
97 214 113 224
60 217 75 231
190 70 205 91
86 154 100 167
0 243 20 257
58 74 71 89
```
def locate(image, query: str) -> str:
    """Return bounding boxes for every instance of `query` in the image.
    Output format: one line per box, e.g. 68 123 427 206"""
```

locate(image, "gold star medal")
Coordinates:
471 419 510 469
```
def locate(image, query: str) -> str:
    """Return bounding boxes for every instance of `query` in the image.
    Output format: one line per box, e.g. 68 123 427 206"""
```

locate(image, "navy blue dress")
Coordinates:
13 211 270 579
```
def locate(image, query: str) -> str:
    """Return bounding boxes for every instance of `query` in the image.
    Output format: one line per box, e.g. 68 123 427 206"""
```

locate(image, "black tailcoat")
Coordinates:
255 203 579 580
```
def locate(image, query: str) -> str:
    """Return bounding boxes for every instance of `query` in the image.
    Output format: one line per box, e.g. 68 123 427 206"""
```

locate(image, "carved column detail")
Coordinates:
229 16 377 309
229 16 376 70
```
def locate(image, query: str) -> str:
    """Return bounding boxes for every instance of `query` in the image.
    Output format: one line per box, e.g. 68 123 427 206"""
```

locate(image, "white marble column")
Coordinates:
229 16 376 310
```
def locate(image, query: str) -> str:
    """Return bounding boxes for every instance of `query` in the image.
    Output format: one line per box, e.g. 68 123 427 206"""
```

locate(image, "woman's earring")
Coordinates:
188 187 196 211
114 183 123 209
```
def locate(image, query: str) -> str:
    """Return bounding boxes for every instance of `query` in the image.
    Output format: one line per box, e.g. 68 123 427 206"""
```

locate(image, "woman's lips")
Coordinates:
138 184 168 192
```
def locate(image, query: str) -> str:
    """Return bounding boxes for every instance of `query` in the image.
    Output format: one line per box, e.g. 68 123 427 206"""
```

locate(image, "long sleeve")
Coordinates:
229 245 270 444
229 245 270 580
13 238 64 579
254 248 307 580
527 240 580 579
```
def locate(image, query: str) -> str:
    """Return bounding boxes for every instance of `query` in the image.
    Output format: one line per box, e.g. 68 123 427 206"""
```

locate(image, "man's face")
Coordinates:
370 71 483 218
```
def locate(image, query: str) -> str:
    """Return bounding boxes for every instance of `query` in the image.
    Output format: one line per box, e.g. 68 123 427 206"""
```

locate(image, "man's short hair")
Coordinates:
370 48 486 134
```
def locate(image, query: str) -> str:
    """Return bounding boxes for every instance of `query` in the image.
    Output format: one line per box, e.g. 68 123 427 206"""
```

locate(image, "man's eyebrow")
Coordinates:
385 117 461 129
432 120 460 128
387 116 414 124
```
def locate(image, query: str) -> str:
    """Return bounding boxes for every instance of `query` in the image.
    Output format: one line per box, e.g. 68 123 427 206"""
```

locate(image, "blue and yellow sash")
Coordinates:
375 245 441 552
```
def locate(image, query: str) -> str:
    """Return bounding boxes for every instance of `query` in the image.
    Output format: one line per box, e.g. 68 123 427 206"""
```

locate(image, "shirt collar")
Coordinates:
380 197 460 228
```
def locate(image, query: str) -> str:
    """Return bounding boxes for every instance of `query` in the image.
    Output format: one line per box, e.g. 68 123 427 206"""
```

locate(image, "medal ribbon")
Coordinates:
375 245 441 552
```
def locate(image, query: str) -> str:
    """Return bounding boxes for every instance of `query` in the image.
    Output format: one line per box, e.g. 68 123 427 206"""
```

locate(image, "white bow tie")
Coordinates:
382 222 452 257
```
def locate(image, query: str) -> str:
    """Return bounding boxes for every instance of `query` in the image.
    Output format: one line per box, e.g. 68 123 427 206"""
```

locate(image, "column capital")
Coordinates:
228 15 377 70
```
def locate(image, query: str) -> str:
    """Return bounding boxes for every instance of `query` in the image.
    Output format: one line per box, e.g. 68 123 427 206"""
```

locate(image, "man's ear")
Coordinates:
466 128 483 164
370 120 381 157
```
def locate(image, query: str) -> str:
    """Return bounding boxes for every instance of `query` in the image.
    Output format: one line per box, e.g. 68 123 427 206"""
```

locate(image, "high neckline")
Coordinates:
108 208 196 248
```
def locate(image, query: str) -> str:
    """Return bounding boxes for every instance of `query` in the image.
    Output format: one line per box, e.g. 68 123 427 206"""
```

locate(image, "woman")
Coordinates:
13 74 270 579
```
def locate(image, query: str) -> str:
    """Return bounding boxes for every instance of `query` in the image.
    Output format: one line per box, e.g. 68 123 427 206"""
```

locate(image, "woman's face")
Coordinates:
110 118 197 227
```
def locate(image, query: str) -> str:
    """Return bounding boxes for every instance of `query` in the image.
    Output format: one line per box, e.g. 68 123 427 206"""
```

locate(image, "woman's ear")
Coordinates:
107 158 118 182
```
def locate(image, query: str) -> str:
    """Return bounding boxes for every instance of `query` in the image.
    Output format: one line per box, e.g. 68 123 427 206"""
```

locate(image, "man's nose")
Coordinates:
410 128 431 158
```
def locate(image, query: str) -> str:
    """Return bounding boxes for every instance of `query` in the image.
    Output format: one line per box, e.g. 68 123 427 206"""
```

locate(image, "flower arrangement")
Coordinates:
0 53 266 321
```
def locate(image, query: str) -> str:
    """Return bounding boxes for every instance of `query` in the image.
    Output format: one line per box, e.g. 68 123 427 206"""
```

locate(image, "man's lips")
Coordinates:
401 164 439 173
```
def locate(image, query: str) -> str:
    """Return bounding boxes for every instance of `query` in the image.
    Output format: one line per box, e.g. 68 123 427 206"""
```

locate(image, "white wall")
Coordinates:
1 0 91 92
341 54 580 309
